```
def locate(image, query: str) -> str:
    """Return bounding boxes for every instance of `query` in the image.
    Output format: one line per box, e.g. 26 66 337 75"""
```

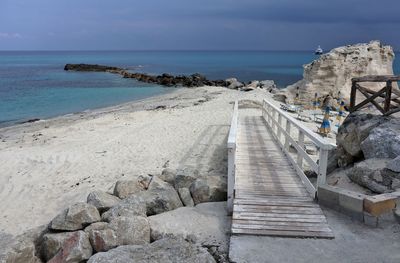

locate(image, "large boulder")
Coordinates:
260 80 277 91
101 196 147 222
134 184 183 216
46 231 92 263
226 78 244 90
149 202 229 261
336 112 385 159
87 237 216 263
109 216 150 246
347 158 398 193
189 176 227 204
113 175 151 199
360 119 400 159
50 203 101 231
87 191 120 213
85 223 118 253
178 188 194 207
2 227 46 263
285 41 396 101
174 167 199 189
41 231 92 262
158 168 177 185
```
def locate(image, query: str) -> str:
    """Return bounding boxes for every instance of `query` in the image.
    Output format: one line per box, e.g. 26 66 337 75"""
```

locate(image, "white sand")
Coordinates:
0 86 267 236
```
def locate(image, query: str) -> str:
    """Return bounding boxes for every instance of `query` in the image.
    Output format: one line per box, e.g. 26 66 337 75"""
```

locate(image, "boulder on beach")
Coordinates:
113 175 151 199
41 231 92 263
148 202 229 259
50 203 101 231
101 196 147 222
85 222 118 253
87 191 121 213
189 176 227 205
87 237 216 263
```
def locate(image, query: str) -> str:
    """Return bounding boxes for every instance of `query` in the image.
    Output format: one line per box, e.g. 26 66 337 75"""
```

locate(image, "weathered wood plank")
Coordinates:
231 228 335 239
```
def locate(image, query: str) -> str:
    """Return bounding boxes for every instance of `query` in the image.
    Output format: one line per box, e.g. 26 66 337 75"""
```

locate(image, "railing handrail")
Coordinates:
227 101 239 149
263 99 336 150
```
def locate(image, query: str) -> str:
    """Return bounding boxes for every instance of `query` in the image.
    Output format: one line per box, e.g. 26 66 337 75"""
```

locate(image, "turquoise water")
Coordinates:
0 51 399 126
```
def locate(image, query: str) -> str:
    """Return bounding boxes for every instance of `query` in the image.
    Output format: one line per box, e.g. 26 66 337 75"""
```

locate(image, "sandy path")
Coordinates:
0 86 264 236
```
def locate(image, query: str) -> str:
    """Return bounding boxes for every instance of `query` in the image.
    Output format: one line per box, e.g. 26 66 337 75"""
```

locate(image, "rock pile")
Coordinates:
3 167 228 263
332 112 400 193
65 63 277 93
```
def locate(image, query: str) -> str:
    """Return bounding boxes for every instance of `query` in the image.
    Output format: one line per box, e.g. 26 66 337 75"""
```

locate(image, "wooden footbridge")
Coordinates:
227 99 335 239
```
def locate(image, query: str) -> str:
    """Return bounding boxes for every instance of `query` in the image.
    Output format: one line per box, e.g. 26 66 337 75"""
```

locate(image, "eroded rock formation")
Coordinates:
286 41 396 102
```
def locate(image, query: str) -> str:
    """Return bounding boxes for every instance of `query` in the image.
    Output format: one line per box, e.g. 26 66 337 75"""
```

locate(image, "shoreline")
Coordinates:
0 87 182 130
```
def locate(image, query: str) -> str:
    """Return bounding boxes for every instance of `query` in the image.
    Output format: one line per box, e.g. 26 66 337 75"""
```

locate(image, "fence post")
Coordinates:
317 148 329 188
297 130 305 169
284 119 291 151
227 145 235 214
384 81 392 113
277 114 283 142
350 81 357 111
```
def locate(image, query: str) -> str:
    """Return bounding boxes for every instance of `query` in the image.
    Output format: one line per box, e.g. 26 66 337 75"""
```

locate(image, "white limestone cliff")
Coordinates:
286 40 396 102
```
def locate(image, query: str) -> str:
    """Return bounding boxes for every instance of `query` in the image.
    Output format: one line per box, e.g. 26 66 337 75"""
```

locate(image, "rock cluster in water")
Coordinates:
64 63 277 92
285 40 397 102
2 167 229 263
329 112 400 193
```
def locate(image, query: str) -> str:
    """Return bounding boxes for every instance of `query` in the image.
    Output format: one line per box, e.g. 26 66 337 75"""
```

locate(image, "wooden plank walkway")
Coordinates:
231 115 334 239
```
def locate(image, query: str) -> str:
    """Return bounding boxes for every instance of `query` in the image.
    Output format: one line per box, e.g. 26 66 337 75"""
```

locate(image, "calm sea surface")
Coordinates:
0 51 399 126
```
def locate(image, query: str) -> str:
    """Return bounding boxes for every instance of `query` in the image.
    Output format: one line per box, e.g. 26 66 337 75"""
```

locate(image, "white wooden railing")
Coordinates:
262 99 336 198
227 101 238 214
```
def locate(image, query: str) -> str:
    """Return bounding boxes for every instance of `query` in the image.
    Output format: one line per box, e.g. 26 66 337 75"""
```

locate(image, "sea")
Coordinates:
0 51 399 127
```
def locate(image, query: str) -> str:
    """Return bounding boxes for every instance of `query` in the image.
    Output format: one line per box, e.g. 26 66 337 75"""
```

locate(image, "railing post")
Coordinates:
272 110 276 134
384 81 392 113
350 80 357 111
284 119 291 151
277 114 283 142
317 148 329 188
297 130 305 168
227 145 235 214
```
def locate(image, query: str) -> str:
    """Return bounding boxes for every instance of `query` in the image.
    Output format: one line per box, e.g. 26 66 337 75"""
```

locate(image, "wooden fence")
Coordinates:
262 99 336 198
350 75 400 116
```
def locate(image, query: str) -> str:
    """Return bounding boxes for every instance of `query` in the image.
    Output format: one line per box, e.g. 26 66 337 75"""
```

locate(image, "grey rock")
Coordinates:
260 80 276 90
387 156 400 172
327 148 339 174
225 78 244 90
347 158 392 193
178 188 194 207
50 203 101 231
2 227 46 263
87 237 216 263
190 176 227 205
101 195 147 222
149 202 229 259
109 216 150 246
159 168 177 185
391 178 400 189
394 208 400 224
336 146 354 168
272 93 287 103
45 231 92 263
87 191 120 213
85 222 118 253
113 175 151 199
174 167 199 189
135 186 183 216
337 112 384 158
41 232 74 262
361 119 400 159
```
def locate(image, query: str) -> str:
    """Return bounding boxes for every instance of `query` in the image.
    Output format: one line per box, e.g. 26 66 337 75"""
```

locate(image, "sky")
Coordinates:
0 0 399 51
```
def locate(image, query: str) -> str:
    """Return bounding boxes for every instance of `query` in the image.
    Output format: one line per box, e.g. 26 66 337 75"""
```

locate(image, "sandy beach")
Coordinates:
0 86 266 237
